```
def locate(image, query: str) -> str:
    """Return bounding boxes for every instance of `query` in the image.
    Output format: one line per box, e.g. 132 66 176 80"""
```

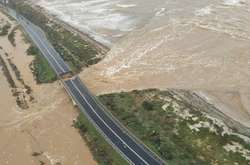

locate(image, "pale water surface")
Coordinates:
36 0 250 47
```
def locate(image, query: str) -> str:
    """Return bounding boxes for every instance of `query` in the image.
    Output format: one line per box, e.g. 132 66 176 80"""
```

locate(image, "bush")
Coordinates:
33 54 57 83
26 45 39 56
0 24 11 36
142 101 154 111
98 90 250 164
8 26 18 46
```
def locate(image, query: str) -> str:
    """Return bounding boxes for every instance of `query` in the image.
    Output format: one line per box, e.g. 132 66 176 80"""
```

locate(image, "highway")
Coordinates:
65 77 164 165
14 11 71 76
8 8 165 165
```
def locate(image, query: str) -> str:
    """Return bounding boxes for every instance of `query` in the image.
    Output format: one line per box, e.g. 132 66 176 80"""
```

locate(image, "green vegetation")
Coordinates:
97 90 250 165
13 2 100 73
26 45 39 56
0 23 11 36
8 26 18 46
33 51 57 83
0 55 16 88
74 111 128 165
27 45 57 83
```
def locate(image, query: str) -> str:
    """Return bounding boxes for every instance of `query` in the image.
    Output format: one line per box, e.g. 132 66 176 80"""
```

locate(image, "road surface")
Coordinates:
14 11 71 76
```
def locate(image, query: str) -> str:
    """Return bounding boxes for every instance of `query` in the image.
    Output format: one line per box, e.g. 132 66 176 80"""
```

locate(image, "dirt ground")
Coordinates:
0 11 96 165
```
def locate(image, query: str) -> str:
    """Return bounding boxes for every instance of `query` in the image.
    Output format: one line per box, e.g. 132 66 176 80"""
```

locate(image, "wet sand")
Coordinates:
0 10 96 165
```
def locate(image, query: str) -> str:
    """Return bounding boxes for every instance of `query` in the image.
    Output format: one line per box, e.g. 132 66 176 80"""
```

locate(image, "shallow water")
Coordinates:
37 0 250 47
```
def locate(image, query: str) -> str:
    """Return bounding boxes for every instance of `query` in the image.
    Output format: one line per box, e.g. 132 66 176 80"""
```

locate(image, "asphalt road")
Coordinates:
65 77 164 165
9 8 165 165
15 12 71 76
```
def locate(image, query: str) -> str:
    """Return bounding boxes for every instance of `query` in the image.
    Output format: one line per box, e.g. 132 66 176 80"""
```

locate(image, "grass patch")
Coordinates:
26 44 56 83
32 52 57 83
74 111 128 165
26 45 39 56
98 90 250 165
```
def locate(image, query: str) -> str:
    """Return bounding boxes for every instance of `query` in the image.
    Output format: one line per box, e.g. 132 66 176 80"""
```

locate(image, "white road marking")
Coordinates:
70 79 150 165
22 24 58 73
21 20 66 73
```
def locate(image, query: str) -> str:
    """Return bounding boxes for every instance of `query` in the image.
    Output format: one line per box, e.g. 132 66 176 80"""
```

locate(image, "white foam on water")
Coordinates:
195 6 213 16
155 8 166 17
223 0 244 6
116 4 137 8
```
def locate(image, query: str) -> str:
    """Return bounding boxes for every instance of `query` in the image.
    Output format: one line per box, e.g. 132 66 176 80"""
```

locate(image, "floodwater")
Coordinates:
78 0 250 127
35 0 174 46
0 11 96 165
36 0 250 128
36 0 250 47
